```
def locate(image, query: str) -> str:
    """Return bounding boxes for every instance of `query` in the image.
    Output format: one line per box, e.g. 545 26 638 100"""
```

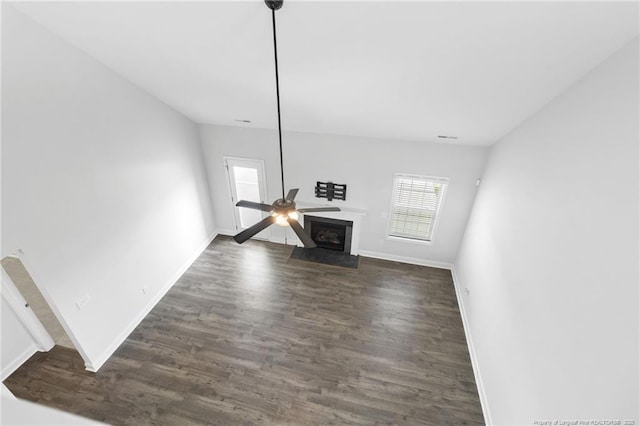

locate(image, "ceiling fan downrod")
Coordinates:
231 0 341 248
267 0 286 200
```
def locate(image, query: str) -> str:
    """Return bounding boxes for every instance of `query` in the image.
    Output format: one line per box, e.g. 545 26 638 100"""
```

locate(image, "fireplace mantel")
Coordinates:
295 203 367 255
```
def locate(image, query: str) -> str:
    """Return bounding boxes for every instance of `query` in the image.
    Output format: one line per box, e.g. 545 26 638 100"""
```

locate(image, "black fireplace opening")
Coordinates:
304 216 353 253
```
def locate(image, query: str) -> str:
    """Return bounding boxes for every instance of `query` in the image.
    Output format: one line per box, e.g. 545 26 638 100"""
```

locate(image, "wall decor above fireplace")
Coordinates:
315 181 347 201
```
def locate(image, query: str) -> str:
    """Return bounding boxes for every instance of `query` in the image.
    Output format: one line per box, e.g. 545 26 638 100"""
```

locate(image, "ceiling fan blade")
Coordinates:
233 216 276 244
285 188 299 201
297 207 341 213
287 218 317 248
236 200 274 212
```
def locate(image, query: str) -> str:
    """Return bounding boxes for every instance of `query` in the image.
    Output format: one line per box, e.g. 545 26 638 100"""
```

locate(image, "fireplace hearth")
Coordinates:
304 216 353 253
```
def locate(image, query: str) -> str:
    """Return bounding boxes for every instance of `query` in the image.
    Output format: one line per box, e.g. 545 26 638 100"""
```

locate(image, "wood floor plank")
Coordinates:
4 235 483 425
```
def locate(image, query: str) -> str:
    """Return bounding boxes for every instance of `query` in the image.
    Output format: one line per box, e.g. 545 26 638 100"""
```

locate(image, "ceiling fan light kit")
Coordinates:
232 0 340 248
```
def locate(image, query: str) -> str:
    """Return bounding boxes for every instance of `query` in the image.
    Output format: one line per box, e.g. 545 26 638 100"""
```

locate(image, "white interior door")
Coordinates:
225 157 270 240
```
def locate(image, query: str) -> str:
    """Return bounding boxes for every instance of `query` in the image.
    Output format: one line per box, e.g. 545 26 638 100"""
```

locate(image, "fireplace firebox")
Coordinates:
304 216 353 253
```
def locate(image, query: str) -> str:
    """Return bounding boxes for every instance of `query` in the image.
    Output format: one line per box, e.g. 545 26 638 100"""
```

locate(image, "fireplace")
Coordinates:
304 215 353 253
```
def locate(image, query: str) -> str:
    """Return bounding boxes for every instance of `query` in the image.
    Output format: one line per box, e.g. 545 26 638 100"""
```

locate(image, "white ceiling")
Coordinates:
11 1 639 146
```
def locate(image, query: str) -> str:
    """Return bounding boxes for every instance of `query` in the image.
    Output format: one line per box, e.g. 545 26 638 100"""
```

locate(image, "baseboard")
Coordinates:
358 250 453 270
1 343 38 381
215 228 237 237
85 231 218 372
450 267 492 425
268 236 297 246
1 383 17 399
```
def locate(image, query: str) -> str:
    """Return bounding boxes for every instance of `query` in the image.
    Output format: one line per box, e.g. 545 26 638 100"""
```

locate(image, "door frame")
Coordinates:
1 251 92 371
1 261 55 353
223 156 270 239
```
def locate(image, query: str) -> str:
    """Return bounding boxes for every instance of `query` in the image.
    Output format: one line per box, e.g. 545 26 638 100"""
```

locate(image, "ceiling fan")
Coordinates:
233 0 340 248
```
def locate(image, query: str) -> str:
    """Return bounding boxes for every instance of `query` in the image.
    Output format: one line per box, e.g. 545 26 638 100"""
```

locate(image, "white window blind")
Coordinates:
388 174 448 242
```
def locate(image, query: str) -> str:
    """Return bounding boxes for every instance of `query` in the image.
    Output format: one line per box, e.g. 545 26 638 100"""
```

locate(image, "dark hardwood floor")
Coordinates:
4 235 484 425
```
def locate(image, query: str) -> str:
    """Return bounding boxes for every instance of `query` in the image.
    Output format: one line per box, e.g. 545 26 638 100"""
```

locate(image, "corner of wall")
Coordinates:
84 230 217 372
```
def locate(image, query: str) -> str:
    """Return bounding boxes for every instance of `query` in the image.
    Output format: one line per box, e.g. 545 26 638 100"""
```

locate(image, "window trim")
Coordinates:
386 173 449 244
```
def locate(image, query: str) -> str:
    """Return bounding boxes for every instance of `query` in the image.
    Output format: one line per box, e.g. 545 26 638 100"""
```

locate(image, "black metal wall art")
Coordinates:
315 182 347 201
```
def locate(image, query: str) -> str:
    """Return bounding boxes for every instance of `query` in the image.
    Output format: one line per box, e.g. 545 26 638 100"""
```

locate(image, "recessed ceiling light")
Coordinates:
234 119 252 123
437 135 458 140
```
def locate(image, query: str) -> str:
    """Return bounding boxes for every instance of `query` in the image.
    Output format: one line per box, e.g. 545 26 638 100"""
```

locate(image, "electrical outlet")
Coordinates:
76 294 91 310
142 286 149 295
465 288 470 295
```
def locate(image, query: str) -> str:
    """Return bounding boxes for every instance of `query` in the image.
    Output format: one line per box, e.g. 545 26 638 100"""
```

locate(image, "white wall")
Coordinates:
455 38 639 424
200 125 488 266
1 5 216 370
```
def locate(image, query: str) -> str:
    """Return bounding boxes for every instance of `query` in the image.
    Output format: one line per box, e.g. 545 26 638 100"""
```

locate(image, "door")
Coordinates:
224 157 270 240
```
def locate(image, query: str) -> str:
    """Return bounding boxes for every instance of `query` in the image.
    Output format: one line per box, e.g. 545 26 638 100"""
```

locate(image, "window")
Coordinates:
388 174 448 242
